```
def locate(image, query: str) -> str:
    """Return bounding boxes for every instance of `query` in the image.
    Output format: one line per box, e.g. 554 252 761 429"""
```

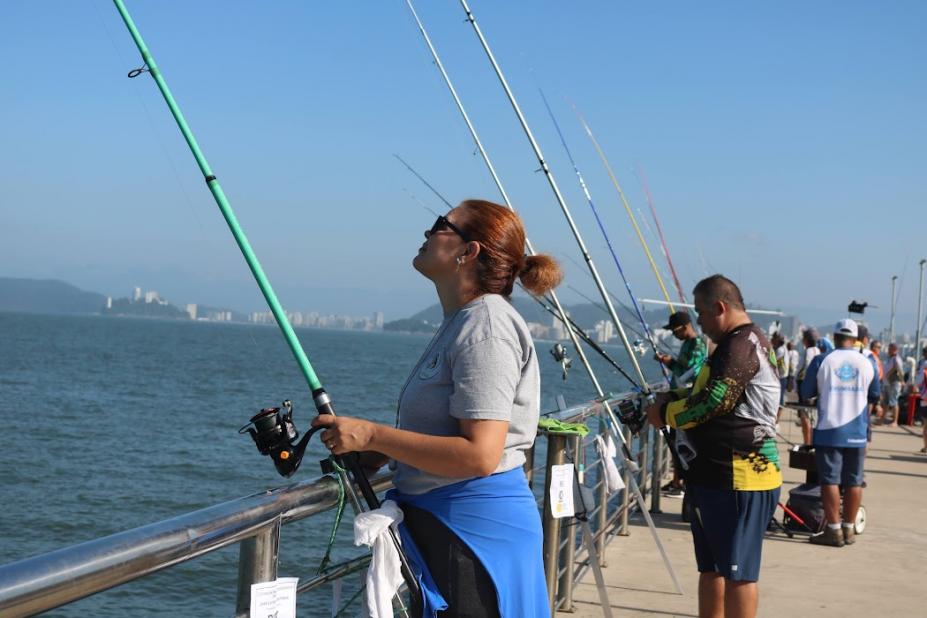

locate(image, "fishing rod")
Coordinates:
526 286 643 384
537 88 673 385
571 103 677 313
636 206 679 299
559 252 666 346
636 166 688 304
458 0 652 396
394 154 453 209
458 0 683 594
565 284 673 356
401 0 633 396
111 0 421 604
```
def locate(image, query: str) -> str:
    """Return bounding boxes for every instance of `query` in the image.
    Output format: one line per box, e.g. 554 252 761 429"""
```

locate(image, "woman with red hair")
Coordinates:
313 200 561 616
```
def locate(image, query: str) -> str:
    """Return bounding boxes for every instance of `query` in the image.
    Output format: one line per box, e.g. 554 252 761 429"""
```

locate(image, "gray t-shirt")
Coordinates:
393 294 540 495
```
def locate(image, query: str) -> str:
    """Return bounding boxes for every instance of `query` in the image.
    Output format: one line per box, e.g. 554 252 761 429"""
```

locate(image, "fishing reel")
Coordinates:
615 396 648 435
239 400 322 478
550 342 573 380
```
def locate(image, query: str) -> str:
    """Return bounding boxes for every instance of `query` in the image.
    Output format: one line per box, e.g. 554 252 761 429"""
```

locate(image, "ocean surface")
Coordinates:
0 312 663 616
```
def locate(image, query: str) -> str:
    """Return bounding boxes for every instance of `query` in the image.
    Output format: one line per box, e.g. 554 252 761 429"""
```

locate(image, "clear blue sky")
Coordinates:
1 1 924 333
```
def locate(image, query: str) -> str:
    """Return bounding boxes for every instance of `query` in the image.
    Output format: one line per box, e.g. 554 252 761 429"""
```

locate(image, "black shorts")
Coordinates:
402 504 500 617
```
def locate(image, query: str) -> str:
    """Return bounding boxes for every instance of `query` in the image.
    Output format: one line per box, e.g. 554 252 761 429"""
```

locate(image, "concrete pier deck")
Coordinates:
560 410 926 617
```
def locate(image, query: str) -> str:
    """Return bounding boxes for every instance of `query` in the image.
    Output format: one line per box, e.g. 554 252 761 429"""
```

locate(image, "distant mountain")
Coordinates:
384 293 673 336
0 278 106 315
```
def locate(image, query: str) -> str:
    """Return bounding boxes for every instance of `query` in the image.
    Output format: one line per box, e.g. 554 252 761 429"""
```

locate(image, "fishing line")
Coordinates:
402 0 639 397
92 0 271 364
457 0 652 395
538 87 672 384
395 152 640 392
636 206 676 292
570 102 677 313
565 284 673 355
91 0 210 244
635 166 688 303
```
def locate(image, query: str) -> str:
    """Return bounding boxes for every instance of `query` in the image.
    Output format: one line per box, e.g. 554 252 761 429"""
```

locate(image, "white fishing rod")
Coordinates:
402 0 618 396
457 0 651 395
458 0 683 595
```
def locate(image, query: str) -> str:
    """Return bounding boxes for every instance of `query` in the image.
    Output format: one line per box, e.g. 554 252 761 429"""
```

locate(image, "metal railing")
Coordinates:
0 394 669 617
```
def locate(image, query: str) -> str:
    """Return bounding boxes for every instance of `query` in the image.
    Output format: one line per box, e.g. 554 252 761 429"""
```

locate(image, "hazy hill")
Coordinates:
384 293 673 336
0 278 106 315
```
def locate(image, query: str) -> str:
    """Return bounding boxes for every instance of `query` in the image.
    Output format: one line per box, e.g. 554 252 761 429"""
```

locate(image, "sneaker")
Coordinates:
810 527 845 547
843 526 856 545
665 486 685 499
660 481 675 492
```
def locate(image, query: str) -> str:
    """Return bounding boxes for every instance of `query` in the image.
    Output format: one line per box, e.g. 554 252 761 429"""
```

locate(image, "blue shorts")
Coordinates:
779 378 788 405
814 446 865 487
689 485 780 582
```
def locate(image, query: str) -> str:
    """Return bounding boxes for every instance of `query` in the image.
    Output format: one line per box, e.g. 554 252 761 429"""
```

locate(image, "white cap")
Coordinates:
834 318 858 338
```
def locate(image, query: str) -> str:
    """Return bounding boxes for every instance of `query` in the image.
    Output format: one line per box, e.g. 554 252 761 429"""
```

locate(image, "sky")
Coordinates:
1 1 925 334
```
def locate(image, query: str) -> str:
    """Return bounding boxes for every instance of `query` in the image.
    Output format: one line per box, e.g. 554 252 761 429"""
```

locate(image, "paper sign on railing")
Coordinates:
250 577 298 618
549 463 575 519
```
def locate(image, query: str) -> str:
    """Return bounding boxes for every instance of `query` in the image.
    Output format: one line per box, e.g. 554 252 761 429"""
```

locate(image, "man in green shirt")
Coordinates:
656 310 708 386
655 310 708 497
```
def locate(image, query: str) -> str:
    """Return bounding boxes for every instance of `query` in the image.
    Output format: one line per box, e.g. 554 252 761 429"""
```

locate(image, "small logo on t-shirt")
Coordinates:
418 352 441 379
836 362 859 382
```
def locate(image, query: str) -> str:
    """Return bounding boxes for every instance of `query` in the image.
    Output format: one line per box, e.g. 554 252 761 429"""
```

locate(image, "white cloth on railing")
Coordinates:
595 434 624 493
353 499 405 618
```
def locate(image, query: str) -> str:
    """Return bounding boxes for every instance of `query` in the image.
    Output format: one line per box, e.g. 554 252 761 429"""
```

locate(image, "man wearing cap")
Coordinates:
655 310 708 386
800 319 878 547
646 275 781 618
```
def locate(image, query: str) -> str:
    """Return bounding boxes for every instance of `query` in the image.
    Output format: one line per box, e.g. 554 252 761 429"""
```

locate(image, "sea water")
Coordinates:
0 312 662 616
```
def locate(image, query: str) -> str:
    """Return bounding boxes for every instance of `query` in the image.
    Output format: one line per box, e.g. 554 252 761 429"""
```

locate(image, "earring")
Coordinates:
456 256 464 266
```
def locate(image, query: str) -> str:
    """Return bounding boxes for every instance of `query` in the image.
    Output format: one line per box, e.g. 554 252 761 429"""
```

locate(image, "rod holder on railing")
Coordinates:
557 434 581 612
541 432 568 613
651 428 665 514
619 426 633 535
235 519 282 617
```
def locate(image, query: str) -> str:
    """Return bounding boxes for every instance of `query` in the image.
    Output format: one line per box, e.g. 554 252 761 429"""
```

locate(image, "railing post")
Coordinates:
639 426 650 501
235 519 281 617
619 426 632 535
557 434 580 612
596 415 608 566
541 432 567 613
650 427 664 513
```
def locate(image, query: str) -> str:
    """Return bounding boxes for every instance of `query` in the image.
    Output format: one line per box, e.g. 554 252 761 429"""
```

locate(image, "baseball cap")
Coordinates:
834 318 858 338
663 311 691 330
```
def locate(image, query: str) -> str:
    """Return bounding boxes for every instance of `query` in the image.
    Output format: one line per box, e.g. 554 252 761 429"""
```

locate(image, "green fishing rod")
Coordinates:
111 0 421 604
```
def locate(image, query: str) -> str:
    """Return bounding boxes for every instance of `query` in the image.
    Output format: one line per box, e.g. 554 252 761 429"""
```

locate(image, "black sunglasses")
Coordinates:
428 215 471 243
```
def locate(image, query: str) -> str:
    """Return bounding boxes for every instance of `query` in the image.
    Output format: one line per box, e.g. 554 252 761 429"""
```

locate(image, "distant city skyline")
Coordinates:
1 2 924 335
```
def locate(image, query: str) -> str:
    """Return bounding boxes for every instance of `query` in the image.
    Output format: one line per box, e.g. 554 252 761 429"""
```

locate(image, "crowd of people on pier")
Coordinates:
314 204 923 618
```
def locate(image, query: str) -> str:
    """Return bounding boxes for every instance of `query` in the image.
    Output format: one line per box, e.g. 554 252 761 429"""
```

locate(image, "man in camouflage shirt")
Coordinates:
647 274 780 618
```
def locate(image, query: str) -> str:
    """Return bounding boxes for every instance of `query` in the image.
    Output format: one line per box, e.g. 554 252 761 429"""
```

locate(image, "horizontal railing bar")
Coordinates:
0 471 392 617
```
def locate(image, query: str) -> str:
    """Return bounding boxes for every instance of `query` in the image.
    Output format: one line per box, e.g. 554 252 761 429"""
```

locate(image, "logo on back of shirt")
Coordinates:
835 361 859 382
